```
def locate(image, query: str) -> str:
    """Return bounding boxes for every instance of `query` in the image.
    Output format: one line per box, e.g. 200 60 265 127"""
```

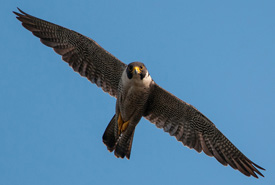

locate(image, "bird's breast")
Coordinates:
118 81 151 121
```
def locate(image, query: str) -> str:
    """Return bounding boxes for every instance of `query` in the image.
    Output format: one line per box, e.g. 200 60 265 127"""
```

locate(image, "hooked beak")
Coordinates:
133 66 141 74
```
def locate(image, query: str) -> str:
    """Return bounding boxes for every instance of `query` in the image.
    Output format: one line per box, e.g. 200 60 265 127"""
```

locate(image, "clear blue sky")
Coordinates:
1 1 274 185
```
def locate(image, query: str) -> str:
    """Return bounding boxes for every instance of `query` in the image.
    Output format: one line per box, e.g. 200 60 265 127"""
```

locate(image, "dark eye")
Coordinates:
140 65 143 70
128 65 133 71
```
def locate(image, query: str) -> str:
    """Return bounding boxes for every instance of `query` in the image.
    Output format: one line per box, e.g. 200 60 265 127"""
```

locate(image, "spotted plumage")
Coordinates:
14 8 265 178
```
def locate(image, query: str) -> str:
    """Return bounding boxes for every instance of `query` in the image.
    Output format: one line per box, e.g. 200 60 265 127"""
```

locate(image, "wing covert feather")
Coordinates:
144 83 265 178
14 8 126 97
14 8 265 178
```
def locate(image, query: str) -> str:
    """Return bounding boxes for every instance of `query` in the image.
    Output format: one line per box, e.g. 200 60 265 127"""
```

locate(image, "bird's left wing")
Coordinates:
14 8 126 98
143 83 265 178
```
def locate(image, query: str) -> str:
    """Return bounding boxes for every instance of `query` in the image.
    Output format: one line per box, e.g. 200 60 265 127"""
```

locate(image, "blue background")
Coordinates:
1 1 274 185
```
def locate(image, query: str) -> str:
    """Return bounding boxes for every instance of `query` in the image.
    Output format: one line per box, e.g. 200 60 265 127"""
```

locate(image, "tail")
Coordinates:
115 128 135 159
102 115 117 152
102 114 135 159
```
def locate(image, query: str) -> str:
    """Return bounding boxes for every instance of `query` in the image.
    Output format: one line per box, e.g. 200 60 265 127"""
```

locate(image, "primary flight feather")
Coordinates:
14 8 265 178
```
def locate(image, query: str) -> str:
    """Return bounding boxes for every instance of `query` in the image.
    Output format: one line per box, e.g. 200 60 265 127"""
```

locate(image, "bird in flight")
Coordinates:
14 8 265 178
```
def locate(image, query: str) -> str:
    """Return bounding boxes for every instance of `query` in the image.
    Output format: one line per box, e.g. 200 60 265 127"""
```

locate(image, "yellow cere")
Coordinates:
133 66 141 74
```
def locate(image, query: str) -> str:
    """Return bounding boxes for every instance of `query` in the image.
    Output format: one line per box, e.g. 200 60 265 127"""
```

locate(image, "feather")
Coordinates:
14 8 126 98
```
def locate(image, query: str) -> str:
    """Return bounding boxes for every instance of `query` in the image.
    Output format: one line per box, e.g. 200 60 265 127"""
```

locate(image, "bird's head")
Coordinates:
124 62 152 87
126 62 148 80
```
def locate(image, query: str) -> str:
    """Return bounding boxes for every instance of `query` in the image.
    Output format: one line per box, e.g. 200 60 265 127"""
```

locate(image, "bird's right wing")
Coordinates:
144 83 265 178
14 8 126 98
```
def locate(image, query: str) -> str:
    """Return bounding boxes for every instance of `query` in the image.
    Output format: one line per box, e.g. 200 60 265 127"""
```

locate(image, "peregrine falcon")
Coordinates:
14 8 265 178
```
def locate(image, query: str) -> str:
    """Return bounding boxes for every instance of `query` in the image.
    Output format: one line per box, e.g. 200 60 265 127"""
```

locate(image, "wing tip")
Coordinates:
17 7 27 15
13 8 31 26
13 7 25 16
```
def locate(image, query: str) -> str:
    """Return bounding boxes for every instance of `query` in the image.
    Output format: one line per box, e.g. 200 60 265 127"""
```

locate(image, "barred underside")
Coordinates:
14 8 264 178
14 8 126 98
144 83 264 178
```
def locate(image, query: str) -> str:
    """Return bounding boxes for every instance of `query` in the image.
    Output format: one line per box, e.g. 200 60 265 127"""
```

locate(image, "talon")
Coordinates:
117 113 130 135
121 120 130 132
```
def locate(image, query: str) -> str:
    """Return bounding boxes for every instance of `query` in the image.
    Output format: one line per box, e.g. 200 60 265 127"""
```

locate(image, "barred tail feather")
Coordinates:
102 115 117 152
114 128 135 159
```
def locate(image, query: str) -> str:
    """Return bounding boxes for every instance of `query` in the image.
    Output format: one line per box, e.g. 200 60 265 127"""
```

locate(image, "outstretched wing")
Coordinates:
14 8 126 98
144 83 265 178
